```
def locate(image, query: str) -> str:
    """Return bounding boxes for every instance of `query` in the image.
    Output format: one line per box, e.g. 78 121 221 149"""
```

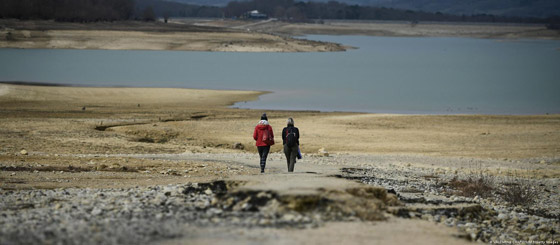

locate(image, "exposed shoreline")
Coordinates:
2 19 559 53
0 19 345 52
3 81 555 116
1 83 558 159
1 84 558 244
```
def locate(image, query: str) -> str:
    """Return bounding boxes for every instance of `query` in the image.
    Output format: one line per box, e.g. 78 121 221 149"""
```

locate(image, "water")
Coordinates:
1 35 559 114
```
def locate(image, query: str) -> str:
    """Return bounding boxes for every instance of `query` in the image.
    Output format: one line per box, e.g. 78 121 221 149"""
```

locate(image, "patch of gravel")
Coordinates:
2 152 558 244
138 152 558 243
0 182 322 245
326 154 560 243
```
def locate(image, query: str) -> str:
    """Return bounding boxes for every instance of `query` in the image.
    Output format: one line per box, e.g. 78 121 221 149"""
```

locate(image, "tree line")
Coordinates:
223 0 547 23
134 0 222 20
0 0 135 22
0 0 222 22
0 0 555 24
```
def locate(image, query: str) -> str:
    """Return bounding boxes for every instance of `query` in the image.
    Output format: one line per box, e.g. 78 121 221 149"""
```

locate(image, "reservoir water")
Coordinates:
1 35 559 114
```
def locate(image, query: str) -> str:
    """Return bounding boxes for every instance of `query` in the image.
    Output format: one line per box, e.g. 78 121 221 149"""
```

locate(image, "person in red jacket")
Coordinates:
253 113 274 173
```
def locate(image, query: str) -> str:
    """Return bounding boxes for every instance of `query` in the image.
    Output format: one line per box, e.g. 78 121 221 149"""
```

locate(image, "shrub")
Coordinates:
448 174 494 197
500 179 538 206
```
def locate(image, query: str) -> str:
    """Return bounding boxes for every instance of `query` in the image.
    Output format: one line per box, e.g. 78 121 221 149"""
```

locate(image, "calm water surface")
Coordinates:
1 35 559 114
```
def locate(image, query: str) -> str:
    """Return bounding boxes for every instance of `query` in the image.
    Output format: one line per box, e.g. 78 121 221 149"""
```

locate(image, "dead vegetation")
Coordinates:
448 174 494 198
499 178 539 206
447 171 541 207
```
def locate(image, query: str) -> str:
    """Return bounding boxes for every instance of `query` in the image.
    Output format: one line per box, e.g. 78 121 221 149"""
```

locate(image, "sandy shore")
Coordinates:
189 19 560 40
2 84 559 158
0 19 345 52
1 84 559 244
2 19 558 53
1 83 559 181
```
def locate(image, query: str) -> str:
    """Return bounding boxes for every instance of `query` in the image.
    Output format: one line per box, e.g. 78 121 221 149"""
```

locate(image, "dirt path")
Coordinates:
158 219 470 245
86 152 479 244
118 152 559 243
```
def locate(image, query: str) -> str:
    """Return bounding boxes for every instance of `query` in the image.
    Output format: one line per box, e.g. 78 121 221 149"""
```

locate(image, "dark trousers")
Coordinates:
284 144 298 172
257 146 270 172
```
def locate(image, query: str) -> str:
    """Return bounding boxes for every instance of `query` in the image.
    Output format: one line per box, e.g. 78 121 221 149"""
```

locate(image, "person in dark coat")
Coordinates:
281 117 299 172
253 113 274 173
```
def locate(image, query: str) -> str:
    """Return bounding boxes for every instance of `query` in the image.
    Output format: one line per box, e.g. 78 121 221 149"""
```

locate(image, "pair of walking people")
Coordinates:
253 113 300 173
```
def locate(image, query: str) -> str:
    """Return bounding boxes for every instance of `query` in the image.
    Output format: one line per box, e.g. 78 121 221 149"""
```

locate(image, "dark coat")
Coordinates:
281 126 300 145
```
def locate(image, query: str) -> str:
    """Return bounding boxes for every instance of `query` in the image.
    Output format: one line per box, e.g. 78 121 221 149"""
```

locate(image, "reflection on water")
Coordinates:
0 35 559 114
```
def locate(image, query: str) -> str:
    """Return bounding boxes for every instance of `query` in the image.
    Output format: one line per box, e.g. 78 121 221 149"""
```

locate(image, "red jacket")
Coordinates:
253 121 274 147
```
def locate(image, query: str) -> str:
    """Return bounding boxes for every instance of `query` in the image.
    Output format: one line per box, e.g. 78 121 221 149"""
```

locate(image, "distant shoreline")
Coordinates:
182 18 560 40
1 82 555 116
1 19 558 53
0 81 270 95
0 19 345 52
0 81 68 87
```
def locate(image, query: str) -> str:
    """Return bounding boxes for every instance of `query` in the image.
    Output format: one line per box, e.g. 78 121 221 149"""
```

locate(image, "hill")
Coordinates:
166 0 560 18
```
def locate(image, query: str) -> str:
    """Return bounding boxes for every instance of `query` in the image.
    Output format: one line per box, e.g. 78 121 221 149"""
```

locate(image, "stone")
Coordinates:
282 213 297 222
20 149 28 155
421 214 432 221
258 218 271 226
241 202 251 210
163 186 180 196
232 143 245 150
194 199 210 209
385 193 401 206
155 213 163 220
207 208 223 215
91 207 102 216
497 213 509 220
318 148 329 157
537 224 548 231
465 222 476 228
204 189 213 195
152 194 168 205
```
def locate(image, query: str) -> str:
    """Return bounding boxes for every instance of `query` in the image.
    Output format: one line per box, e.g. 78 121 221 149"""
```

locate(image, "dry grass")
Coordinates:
448 174 495 198
499 179 539 206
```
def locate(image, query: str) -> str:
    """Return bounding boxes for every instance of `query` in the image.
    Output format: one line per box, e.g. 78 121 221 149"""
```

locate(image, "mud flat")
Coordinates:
198 19 560 40
1 84 559 244
0 20 345 52
3 19 557 53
